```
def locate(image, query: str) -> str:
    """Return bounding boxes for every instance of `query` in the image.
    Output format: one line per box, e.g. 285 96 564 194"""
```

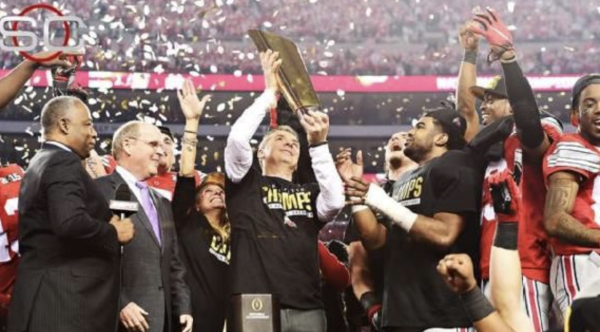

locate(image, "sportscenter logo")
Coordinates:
0 3 87 62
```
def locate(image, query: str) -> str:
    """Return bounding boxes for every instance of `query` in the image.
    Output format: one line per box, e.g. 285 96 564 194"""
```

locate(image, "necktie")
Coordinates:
135 181 161 245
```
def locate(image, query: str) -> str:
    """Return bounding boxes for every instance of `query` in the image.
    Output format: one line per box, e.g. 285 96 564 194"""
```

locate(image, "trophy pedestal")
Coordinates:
229 294 281 332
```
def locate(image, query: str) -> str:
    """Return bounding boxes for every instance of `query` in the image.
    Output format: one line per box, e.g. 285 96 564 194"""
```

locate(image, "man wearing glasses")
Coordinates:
96 121 193 332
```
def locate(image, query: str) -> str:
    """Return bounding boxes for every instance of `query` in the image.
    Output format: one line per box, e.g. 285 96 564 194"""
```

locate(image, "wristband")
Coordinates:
462 50 478 65
493 222 518 250
351 205 369 213
184 130 197 135
459 286 495 323
364 184 417 232
309 141 328 148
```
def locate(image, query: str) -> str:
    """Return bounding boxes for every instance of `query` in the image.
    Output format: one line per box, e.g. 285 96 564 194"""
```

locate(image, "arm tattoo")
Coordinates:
545 175 600 247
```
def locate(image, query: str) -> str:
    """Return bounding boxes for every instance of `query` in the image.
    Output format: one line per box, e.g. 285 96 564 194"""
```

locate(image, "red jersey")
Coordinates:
146 171 204 201
543 133 600 256
480 117 562 283
0 164 24 310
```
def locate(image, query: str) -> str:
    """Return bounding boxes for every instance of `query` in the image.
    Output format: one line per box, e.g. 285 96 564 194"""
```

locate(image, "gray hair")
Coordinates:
112 121 143 160
258 125 300 152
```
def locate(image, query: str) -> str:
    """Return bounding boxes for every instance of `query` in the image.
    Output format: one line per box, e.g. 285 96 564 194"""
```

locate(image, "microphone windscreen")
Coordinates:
115 184 131 201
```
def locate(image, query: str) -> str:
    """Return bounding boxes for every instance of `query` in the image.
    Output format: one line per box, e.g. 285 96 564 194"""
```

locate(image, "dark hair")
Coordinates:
40 96 83 137
571 74 600 110
157 126 174 141
423 106 467 150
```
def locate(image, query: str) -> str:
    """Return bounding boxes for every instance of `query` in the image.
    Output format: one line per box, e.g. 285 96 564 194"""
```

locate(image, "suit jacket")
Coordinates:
7 144 120 332
95 172 191 332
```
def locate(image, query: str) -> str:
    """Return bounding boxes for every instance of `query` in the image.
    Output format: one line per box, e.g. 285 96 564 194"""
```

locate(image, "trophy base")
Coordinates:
228 294 281 332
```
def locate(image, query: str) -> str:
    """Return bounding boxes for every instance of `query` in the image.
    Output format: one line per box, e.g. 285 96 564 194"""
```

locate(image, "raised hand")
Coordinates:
488 169 521 222
468 7 515 62
437 254 477 294
298 109 329 145
30 51 75 68
335 148 364 183
260 49 283 94
345 176 370 205
177 79 211 122
458 21 479 51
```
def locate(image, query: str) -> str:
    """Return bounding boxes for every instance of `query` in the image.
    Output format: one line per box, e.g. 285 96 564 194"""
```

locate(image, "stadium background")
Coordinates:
0 0 597 174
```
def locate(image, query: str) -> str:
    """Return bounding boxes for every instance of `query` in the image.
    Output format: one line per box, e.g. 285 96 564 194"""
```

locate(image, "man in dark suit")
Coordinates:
95 121 192 332
7 96 135 332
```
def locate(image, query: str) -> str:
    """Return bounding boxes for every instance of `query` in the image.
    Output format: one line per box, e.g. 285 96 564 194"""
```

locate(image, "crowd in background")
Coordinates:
1 0 600 75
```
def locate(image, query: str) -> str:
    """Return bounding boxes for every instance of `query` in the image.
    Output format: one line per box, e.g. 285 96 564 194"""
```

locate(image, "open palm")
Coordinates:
177 79 211 121
335 148 363 183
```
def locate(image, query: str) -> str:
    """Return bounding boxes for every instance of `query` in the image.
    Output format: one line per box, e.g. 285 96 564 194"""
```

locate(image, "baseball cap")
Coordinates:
571 73 600 110
157 126 174 141
423 107 467 150
470 76 508 101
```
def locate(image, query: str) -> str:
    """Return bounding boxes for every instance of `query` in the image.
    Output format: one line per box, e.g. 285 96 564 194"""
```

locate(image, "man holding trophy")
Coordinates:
224 31 345 332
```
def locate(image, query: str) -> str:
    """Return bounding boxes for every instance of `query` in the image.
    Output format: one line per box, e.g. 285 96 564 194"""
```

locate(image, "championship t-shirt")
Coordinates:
172 176 230 332
382 150 482 328
226 166 324 309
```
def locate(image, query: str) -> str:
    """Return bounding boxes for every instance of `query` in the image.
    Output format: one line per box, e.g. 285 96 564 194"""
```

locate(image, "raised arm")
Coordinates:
172 79 210 221
470 8 552 159
488 170 536 332
224 50 281 183
0 52 72 110
437 254 516 332
337 149 386 249
544 171 600 247
456 21 481 142
299 110 345 222
177 79 211 178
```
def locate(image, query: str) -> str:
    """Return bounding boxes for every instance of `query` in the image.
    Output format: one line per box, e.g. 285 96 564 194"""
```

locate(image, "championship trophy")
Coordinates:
229 294 280 332
248 29 321 113
51 54 89 102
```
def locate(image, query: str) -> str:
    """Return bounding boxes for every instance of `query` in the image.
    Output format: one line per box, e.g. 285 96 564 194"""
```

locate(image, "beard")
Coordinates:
403 141 431 164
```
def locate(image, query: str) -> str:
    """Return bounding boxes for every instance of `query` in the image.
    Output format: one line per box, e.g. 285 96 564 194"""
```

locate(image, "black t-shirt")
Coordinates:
382 150 482 328
172 176 230 332
225 166 324 309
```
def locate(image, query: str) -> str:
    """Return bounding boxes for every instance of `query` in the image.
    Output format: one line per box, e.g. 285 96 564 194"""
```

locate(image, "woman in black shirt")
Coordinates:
172 79 230 332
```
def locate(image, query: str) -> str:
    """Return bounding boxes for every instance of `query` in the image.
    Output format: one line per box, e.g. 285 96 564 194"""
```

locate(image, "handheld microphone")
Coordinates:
110 184 138 254
109 184 139 218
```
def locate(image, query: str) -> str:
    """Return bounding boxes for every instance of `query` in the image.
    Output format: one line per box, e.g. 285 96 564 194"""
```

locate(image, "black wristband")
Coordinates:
463 50 478 65
359 291 381 311
184 130 197 135
309 141 328 148
493 222 519 250
459 287 495 323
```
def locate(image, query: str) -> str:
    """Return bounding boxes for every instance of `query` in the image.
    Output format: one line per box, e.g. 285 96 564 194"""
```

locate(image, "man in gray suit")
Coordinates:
96 121 192 332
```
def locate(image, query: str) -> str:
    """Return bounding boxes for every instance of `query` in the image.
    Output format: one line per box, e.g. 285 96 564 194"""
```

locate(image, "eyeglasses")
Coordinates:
126 137 161 150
